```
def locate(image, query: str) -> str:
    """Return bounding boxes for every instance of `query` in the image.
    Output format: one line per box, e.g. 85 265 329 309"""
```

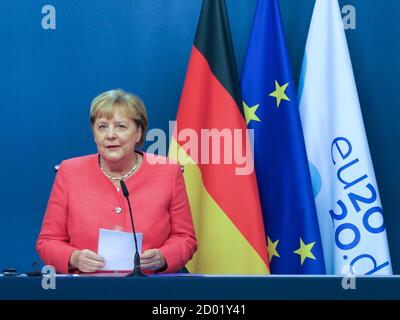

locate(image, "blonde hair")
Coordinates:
90 89 148 147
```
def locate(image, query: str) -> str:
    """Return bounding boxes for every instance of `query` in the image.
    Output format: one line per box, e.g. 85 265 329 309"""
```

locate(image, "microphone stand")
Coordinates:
120 180 145 277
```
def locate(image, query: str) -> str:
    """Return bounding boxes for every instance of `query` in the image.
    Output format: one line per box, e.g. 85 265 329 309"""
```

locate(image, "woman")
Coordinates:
36 89 197 274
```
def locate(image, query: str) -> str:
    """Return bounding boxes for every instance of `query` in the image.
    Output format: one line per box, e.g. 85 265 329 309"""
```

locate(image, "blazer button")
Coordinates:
115 207 122 214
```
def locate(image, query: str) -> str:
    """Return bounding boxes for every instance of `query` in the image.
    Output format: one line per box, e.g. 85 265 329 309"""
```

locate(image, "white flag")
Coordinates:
298 0 392 275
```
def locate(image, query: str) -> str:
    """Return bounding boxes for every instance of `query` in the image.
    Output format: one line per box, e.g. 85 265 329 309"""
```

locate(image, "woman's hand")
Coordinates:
140 249 166 271
69 249 105 273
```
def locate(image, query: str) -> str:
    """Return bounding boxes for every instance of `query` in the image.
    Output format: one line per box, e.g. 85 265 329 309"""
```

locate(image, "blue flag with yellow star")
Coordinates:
240 0 325 273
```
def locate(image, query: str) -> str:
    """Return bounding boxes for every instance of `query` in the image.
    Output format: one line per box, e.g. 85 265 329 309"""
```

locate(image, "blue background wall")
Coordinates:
0 0 398 274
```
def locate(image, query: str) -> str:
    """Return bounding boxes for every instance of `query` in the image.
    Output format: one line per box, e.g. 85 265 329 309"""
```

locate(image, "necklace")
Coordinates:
99 154 140 180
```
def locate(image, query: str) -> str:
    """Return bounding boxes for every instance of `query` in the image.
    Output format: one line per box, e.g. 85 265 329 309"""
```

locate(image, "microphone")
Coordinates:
120 180 145 277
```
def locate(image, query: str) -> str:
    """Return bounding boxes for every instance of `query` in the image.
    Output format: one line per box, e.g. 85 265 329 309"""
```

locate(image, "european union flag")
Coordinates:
240 0 325 273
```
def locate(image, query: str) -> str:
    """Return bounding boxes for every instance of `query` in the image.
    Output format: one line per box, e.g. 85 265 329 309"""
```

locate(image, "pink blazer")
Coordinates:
36 152 197 274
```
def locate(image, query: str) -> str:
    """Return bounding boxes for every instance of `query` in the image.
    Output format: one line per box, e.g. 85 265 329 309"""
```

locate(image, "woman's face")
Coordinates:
93 107 141 165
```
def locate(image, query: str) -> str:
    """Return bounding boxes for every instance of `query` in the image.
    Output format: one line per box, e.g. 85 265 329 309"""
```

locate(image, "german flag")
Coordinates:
169 0 269 274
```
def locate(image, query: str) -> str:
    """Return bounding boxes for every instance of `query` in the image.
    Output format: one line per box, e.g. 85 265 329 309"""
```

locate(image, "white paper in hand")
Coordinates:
98 228 142 271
